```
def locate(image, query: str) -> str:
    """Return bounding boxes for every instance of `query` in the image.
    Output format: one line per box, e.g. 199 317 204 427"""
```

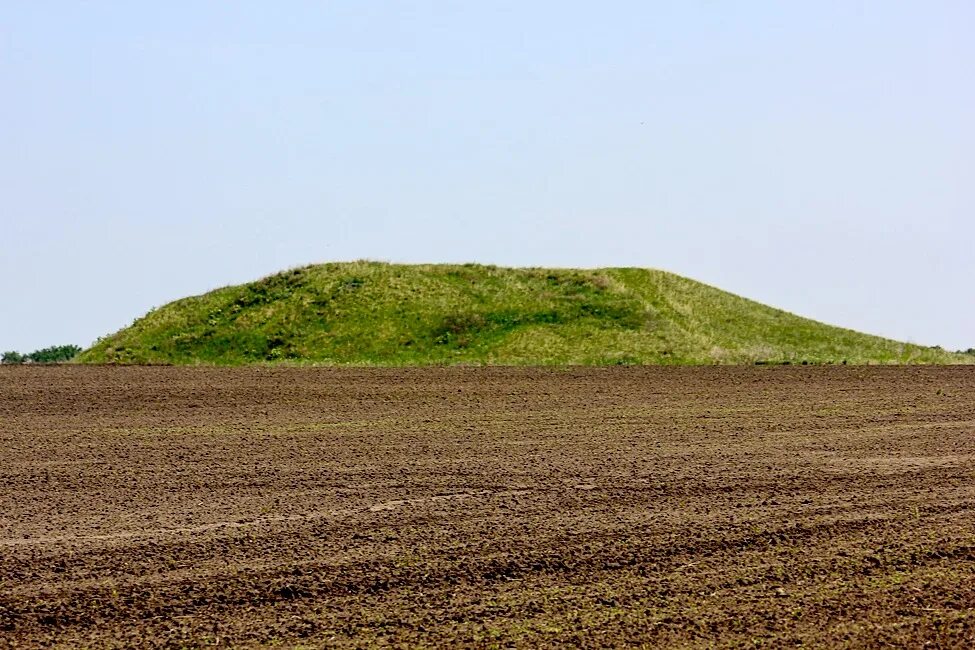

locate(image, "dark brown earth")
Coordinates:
1 366 974 648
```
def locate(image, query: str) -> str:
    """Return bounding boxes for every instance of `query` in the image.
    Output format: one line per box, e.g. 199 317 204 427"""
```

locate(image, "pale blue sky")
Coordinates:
2 2 972 353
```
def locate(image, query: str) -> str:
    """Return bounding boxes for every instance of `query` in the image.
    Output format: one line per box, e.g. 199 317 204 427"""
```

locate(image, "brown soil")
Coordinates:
1 366 974 648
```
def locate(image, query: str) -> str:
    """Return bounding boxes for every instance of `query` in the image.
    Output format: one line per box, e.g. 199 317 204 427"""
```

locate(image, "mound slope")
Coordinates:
78 262 967 365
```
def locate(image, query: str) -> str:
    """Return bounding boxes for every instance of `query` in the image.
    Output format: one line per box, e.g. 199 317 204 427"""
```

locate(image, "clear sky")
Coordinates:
2 2 972 353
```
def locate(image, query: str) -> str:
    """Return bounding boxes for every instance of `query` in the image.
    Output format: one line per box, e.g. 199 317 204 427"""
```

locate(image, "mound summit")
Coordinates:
79 262 967 365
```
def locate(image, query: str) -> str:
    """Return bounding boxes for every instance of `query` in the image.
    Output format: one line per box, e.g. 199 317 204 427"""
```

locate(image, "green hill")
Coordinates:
78 262 969 365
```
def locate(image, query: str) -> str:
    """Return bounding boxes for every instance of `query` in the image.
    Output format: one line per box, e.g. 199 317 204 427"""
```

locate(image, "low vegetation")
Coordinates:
2 345 82 365
77 262 970 365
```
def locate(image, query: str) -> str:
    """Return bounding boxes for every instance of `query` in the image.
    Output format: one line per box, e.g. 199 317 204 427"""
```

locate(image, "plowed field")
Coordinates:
2 366 974 648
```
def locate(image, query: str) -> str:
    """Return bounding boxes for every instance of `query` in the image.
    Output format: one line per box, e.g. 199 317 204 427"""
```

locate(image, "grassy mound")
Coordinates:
78 262 969 365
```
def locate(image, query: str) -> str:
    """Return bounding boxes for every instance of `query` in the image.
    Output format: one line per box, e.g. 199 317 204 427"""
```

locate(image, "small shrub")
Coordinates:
2 351 24 364
434 314 486 346
24 345 82 363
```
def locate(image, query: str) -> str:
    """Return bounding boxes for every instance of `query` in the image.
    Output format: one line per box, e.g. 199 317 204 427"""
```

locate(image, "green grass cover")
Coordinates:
78 262 970 365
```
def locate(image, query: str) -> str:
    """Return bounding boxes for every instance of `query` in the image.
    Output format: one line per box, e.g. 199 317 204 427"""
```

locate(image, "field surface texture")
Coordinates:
2 366 974 648
77 262 970 365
